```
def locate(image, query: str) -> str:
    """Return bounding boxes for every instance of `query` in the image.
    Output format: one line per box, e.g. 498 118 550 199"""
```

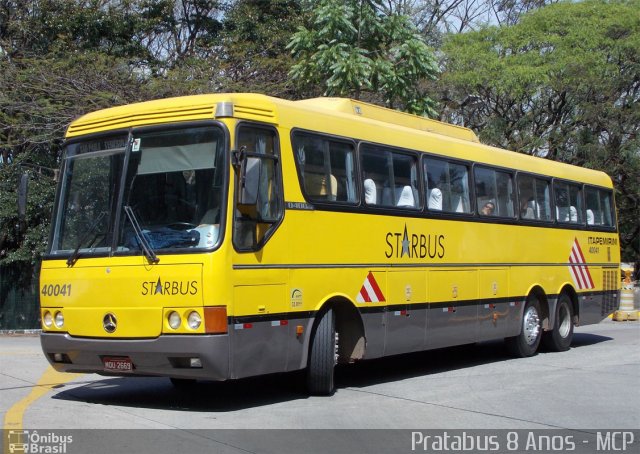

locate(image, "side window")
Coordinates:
360 144 418 208
585 187 614 227
517 174 551 221
555 181 583 224
424 157 471 213
233 125 283 250
534 178 552 221
474 166 515 217
292 132 356 203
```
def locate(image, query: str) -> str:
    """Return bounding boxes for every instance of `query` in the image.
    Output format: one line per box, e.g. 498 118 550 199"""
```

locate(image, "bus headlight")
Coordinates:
187 311 201 330
168 311 181 330
43 311 53 328
54 311 64 328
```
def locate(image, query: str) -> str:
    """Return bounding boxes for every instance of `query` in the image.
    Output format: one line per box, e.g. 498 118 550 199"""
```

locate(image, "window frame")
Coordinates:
291 129 359 207
422 154 473 215
584 184 617 230
233 121 284 252
281 127 616 234
472 164 517 219
515 171 553 224
358 141 421 211
48 121 232 260
552 178 585 226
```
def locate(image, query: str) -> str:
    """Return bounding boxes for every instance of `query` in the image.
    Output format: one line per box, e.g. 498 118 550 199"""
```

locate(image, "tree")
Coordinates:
287 0 439 116
0 1 169 267
377 0 558 46
440 0 640 263
218 0 305 98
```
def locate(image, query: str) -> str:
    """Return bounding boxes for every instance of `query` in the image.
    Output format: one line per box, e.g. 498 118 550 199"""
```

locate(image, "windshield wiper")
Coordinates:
123 205 159 264
66 211 107 267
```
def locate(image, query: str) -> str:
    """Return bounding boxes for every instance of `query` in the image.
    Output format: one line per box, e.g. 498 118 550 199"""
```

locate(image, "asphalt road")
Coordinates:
1 319 638 453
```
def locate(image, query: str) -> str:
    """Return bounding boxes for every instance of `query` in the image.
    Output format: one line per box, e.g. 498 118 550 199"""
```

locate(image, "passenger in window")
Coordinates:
480 202 495 216
520 197 535 219
586 209 595 225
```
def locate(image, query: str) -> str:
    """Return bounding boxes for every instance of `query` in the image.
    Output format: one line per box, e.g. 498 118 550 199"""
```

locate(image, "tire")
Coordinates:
306 309 337 396
170 377 195 389
506 295 542 357
543 294 574 352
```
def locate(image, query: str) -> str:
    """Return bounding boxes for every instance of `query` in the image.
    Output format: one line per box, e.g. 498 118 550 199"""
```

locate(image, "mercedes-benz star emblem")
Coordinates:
103 313 117 333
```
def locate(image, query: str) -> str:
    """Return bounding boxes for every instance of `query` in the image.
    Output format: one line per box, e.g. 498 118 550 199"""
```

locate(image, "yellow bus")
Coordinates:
40 93 620 395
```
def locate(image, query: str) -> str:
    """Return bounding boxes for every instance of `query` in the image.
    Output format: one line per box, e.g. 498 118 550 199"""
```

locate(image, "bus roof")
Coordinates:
66 93 613 188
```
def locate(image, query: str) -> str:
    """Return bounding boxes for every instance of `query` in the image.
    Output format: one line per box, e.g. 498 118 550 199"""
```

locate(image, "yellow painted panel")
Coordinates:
478 269 509 299
387 271 427 306
234 284 286 317
428 270 478 303
40 263 203 309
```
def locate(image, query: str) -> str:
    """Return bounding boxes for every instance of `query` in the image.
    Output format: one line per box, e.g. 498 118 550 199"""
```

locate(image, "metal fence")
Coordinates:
0 262 40 330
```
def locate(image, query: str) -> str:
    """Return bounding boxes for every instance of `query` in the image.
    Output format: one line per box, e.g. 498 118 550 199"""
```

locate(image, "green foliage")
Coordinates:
288 0 439 116
0 155 56 266
0 0 637 270
441 0 640 263
219 0 305 97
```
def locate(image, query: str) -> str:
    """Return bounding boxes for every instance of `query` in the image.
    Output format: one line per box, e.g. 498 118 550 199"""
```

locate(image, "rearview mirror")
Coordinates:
238 156 262 206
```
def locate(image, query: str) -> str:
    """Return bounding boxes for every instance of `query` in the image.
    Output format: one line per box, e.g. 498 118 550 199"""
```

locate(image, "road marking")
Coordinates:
3 366 83 452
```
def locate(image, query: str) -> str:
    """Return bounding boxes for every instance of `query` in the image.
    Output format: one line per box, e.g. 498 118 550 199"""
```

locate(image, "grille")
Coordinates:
601 269 618 315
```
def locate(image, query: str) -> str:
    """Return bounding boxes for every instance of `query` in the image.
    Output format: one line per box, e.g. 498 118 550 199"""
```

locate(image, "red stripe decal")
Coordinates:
367 272 386 302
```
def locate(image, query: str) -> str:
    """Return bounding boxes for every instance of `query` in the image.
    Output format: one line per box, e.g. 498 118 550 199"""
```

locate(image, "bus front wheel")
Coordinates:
306 308 337 396
543 294 574 352
170 377 196 389
506 296 542 357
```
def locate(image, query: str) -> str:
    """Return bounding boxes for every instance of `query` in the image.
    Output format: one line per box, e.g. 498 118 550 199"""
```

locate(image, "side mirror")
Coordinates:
18 172 29 221
238 156 262 206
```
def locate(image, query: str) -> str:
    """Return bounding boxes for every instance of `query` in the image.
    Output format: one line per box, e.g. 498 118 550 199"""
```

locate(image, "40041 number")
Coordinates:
41 284 72 297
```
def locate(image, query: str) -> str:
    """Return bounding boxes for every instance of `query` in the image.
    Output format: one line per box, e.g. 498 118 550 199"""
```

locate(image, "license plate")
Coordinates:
102 356 133 372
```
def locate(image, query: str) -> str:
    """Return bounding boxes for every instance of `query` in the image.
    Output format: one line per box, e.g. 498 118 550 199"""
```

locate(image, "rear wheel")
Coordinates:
306 309 337 395
543 294 574 352
506 295 542 357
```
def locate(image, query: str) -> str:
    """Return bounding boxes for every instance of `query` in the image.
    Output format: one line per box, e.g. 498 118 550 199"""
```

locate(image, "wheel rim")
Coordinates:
558 303 571 338
523 306 541 345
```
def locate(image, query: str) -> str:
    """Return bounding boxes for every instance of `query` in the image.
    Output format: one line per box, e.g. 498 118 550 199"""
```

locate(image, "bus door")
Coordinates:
230 124 288 379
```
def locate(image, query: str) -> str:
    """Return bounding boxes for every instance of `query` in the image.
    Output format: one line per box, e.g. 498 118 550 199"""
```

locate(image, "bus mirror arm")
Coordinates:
231 146 246 170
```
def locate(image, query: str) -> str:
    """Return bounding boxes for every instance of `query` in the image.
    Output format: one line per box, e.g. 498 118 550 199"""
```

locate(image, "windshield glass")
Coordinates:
49 125 226 257
118 125 225 253
50 136 127 254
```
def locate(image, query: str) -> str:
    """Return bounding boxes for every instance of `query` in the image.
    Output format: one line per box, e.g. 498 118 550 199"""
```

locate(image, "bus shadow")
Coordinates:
341 332 613 389
52 371 309 412
337 341 507 389
51 332 612 411
569 331 613 348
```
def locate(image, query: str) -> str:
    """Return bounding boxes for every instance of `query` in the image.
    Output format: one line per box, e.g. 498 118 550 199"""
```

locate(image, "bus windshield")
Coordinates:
50 125 226 258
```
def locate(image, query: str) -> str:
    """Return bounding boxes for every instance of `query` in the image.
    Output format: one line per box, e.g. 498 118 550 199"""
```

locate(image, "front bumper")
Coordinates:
40 332 230 380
